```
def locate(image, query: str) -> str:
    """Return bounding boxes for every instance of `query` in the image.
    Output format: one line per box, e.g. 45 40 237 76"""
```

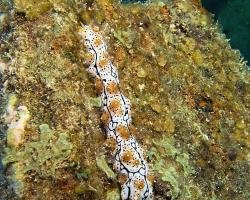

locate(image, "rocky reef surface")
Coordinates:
0 0 249 199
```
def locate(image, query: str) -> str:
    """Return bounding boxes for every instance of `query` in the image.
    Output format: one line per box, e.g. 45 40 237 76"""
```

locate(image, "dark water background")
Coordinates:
201 0 250 64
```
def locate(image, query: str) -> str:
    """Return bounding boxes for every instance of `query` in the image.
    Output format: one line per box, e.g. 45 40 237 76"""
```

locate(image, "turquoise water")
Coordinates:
202 0 250 64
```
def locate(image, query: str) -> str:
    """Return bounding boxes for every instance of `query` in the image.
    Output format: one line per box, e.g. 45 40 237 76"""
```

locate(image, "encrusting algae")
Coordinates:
3 123 73 195
0 0 249 200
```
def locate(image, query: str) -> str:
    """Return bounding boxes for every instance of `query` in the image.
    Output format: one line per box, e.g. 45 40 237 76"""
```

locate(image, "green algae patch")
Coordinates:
113 30 135 49
74 184 85 195
150 136 196 199
106 188 120 200
75 168 91 180
160 167 179 198
88 97 102 108
3 124 73 177
96 154 116 180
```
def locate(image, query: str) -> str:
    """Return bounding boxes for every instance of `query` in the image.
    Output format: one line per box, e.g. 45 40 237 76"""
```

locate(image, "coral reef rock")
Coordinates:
0 0 249 200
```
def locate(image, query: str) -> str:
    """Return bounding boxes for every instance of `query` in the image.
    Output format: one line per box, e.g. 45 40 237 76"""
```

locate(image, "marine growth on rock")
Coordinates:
0 0 249 200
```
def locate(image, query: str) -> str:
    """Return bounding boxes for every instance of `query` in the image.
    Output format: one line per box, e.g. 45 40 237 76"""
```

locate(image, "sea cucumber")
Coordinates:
78 25 153 200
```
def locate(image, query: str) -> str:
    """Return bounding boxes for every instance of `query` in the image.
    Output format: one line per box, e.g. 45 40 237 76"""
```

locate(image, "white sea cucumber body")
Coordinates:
79 25 153 200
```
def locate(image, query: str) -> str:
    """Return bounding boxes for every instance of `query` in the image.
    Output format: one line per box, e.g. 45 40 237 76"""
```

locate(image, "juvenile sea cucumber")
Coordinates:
78 25 153 200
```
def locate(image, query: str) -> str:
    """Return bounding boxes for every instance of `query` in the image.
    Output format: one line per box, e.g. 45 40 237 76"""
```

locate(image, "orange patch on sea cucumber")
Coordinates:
94 38 102 47
109 99 122 114
121 150 134 163
107 81 119 94
98 59 108 68
134 179 145 190
116 125 130 140
118 173 128 185
131 159 140 166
